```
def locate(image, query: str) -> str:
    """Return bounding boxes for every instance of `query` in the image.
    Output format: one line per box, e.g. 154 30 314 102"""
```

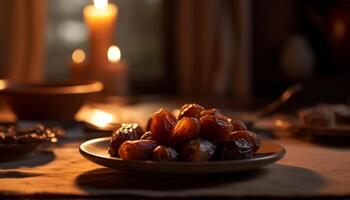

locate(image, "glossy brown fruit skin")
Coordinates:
121 123 145 137
200 108 221 117
153 146 179 161
169 117 200 148
230 130 261 152
199 115 233 144
219 138 253 160
231 120 248 131
178 104 205 120
108 123 144 157
182 139 216 162
149 109 177 145
140 131 153 140
118 140 157 160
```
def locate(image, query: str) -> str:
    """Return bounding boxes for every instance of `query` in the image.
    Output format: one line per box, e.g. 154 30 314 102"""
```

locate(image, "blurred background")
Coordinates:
0 0 349 108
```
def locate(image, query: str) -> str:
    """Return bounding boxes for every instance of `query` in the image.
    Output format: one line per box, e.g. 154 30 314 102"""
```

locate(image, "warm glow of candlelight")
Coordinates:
107 45 121 63
89 110 114 128
0 80 7 90
94 0 108 10
72 49 86 64
334 19 346 41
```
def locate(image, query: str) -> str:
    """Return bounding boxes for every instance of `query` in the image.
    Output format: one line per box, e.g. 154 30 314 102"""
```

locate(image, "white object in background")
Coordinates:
280 35 315 79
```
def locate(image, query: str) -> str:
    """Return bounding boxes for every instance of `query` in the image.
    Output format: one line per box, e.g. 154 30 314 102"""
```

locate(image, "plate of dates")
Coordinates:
80 104 286 174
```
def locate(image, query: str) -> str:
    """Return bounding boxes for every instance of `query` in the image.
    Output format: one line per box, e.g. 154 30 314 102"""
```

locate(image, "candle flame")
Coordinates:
72 49 86 64
107 45 121 63
89 110 114 128
94 0 108 10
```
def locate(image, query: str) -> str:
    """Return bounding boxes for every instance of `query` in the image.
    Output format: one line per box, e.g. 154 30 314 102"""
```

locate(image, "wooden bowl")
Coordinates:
0 80 103 120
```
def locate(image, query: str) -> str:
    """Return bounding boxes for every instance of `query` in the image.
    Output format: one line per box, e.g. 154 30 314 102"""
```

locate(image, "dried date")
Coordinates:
149 109 177 145
169 117 200 148
153 146 179 161
118 140 157 160
230 130 261 152
178 104 205 120
199 115 233 144
109 123 144 156
182 139 216 162
219 138 253 160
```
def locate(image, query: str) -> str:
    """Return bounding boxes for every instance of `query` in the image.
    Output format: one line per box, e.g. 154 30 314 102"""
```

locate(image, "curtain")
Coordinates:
0 0 47 82
175 0 252 100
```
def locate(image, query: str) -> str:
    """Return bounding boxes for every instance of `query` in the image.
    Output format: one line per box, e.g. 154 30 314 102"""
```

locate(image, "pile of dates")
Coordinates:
0 124 64 145
108 103 261 162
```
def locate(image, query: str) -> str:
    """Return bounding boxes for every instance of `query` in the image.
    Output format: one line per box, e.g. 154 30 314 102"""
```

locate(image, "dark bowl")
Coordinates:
0 80 103 120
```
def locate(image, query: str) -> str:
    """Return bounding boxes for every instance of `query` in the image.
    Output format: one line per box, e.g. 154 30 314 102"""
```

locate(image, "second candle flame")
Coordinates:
108 45 121 63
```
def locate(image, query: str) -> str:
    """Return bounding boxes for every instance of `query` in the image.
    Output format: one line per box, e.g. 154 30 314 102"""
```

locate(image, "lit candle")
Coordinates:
71 49 87 80
83 0 118 75
100 45 128 95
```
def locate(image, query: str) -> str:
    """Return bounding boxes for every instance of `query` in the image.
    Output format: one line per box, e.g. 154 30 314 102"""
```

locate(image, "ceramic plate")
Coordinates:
80 137 286 175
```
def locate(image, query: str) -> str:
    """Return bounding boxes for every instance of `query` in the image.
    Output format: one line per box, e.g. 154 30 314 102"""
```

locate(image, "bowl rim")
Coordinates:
0 80 103 95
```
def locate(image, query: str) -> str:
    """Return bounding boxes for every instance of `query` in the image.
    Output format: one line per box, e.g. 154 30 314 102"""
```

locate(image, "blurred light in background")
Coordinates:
46 0 163 86
107 45 121 63
57 20 88 45
56 0 87 14
88 109 114 128
0 80 7 90
72 49 86 64
333 19 346 41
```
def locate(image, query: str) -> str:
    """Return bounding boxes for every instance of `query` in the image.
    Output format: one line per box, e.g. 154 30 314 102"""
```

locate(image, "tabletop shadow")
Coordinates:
75 164 325 195
0 171 42 179
264 163 325 192
0 150 55 169
76 167 266 191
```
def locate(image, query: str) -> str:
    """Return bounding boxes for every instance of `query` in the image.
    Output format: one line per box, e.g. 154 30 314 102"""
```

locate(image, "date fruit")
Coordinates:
182 139 216 162
169 117 200 148
153 146 179 161
149 109 177 145
178 104 205 119
219 138 253 160
199 115 233 144
118 140 157 160
108 123 144 156
140 131 153 140
230 130 261 152
200 108 221 117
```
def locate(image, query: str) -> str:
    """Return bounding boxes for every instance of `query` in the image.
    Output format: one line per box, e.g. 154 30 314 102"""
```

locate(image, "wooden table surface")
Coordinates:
0 101 350 199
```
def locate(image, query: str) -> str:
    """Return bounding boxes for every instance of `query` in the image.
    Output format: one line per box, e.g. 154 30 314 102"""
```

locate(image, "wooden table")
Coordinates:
0 101 350 199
